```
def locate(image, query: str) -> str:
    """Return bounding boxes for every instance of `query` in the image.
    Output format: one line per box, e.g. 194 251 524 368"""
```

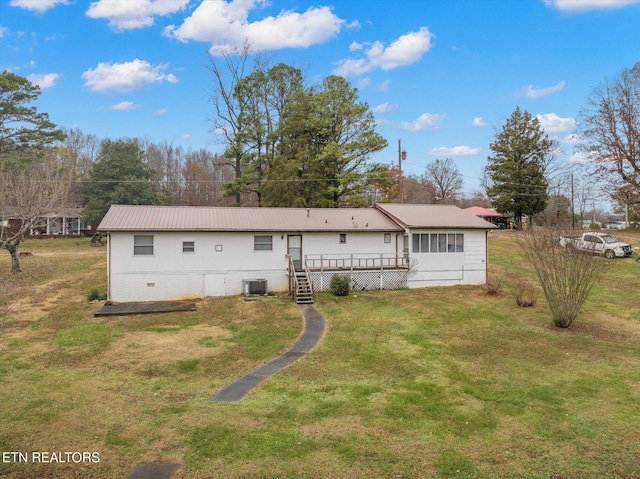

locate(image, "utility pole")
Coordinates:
571 172 575 230
398 139 406 203
625 201 629 228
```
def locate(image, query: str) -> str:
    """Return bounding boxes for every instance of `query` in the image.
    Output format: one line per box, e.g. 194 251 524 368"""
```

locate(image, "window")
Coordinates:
412 233 464 253
384 233 391 243
447 234 464 252
430 234 438 252
254 235 273 251
182 241 195 253
438 234 447 253
134 235 154 255
412 234 430 252
339 233 347 244
455 234 464 252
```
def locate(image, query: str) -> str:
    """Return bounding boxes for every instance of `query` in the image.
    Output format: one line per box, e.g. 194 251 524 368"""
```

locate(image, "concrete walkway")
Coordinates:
125 463 180 479
210 304 325 402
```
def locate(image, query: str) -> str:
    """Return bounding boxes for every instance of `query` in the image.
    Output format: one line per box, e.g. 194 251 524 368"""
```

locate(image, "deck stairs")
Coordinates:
294 270 314 304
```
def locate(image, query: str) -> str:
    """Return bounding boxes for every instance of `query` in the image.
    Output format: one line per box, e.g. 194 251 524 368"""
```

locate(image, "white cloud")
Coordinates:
9 0 69 13
332 58 371 77
166 1 344 52
373 102 398 114
376 79 391 92
153 108 168 116
569 151 594 163
536 112 576 133
355 77 371 89
27 72 60 89
333 27 433 76
181 134 192 140
563 133 582 144
82 59 178 93
108 101 137 111
472 116 486 127
0 26 8 38
544 0 640 11
86 0 189 31
428 146 481 156
401 112 445 132
518 80 566 99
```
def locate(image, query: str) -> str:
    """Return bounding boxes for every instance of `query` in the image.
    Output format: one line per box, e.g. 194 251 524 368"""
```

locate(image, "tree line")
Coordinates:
2 58 639 272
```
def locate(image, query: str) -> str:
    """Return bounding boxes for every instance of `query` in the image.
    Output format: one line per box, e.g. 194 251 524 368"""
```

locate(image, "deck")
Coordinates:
304 253 409 272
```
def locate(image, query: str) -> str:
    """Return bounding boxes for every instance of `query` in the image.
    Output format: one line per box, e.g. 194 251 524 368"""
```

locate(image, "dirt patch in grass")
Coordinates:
1 256 106 325
8 286 71 323
91 324 232 371
545 313 640 345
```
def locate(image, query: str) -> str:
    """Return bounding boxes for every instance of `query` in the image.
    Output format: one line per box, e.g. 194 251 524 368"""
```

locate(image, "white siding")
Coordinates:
406 229 487 288
107 231 398 302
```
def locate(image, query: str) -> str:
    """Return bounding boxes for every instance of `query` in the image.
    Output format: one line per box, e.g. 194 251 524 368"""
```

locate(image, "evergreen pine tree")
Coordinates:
486 107 552 229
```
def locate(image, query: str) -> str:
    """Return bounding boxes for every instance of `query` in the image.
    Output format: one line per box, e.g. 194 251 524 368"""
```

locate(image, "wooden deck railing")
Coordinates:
304 253 409 272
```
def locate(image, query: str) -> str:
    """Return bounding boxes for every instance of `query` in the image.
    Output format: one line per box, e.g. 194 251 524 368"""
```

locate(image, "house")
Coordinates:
0 207 91 237
463 206 507 227
97 204 495 303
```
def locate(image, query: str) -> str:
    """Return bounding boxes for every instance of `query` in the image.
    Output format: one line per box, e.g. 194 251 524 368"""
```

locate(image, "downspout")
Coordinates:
485 230 489 284
106 233 111 301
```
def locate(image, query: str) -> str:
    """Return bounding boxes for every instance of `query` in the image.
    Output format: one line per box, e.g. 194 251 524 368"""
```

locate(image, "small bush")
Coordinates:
518 227 609 328
512 280 537 307
87 288 107 302
330 275 350 296
484 277 504 297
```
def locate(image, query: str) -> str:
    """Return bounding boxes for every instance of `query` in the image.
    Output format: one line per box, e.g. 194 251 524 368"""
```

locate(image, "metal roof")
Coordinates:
463 206 504 217
376 204 496 229
97 205 404 232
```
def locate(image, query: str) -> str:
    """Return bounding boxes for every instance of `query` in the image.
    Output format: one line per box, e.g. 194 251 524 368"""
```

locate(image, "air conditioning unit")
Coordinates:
243 279 267 297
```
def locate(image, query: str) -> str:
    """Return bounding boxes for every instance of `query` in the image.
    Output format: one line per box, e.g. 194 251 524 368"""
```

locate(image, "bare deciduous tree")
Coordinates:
518 228 609 328
206 44 270 205
573 173 597 225
577 63 640 203
0 165 70 273
423 158 463 204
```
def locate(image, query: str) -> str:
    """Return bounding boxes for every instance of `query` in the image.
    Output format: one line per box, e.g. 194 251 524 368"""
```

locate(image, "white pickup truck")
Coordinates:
558 232 633 258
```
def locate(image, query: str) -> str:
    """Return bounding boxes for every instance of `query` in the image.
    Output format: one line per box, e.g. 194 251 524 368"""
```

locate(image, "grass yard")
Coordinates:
0 232 639 478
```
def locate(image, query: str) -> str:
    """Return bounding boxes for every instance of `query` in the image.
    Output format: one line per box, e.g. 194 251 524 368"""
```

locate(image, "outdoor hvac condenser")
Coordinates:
243 279 267 297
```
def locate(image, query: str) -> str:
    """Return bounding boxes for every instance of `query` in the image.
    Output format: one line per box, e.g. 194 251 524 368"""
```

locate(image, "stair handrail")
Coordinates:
304 260 313 296
286 254 299 302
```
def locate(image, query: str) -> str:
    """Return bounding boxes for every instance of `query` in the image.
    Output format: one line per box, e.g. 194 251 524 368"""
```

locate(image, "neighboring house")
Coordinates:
0 208 91 237
97 204 495 303
464 206 507 227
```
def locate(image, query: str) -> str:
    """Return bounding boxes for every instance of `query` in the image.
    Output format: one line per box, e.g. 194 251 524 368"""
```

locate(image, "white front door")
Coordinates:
288 235 302 270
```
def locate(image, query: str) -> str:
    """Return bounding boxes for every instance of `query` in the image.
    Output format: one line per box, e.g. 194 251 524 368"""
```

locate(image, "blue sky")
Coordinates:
1 0 639 196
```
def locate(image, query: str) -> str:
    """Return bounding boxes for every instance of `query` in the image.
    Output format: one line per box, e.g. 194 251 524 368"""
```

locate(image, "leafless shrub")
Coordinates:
512 278 537 307
484 276 504 297
518 228 609 328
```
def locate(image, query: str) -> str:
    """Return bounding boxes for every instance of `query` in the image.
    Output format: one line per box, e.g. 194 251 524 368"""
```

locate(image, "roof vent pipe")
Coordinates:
306 209 310 217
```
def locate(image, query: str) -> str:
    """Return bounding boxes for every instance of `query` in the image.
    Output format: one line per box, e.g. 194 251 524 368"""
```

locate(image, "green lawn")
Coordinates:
1 233 639 478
